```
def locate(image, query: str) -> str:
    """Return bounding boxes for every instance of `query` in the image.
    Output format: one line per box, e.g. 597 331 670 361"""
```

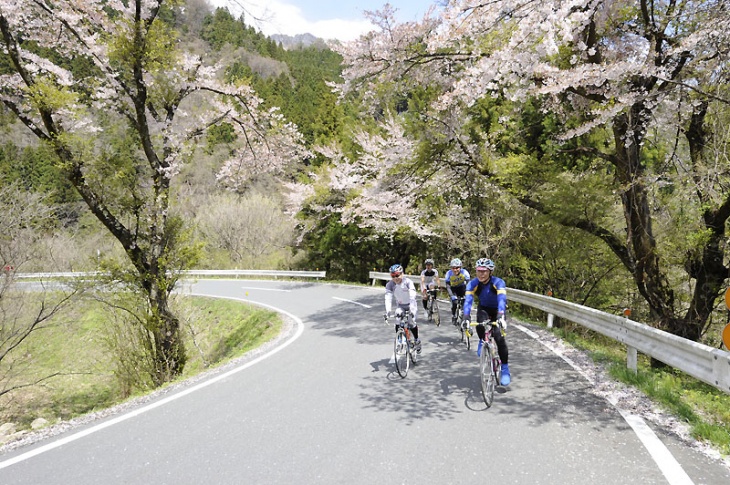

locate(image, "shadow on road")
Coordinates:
302 292 629 433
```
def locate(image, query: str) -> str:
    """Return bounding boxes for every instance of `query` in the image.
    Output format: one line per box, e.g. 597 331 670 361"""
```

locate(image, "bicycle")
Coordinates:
386 308 418 378
453 296 470 349
477 318 504 407
425 289 440 326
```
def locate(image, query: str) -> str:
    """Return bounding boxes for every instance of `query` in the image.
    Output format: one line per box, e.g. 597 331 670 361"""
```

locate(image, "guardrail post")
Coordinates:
626 346 638 373
622 309 638 373
546 290 554 328
712 353 730 393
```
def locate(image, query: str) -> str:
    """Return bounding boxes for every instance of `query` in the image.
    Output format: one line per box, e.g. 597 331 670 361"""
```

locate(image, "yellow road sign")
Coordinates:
723 324 730 351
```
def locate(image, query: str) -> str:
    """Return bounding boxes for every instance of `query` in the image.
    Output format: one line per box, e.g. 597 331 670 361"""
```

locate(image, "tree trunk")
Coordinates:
612 107 678 329
148 283 186 386
139 175 186 384
611 100 730 343
63 143 188 384
677 100 730 341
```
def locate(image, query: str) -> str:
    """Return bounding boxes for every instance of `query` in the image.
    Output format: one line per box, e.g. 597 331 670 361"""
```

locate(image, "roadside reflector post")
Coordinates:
546 289 554 328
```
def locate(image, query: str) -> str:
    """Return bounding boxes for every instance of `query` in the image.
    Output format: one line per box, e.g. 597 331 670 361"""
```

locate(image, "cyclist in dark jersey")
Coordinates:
463 258 511 385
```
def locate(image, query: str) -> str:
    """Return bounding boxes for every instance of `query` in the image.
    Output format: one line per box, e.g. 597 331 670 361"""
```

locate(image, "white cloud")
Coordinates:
209 0 376 41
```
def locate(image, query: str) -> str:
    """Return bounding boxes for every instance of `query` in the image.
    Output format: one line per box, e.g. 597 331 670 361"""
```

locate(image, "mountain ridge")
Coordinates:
269 32 330 49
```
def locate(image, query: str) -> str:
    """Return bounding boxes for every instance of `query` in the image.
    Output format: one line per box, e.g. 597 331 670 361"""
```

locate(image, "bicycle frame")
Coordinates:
456 297 465 322
487 324 502 378
480 321 503 407
392 310 417 378
426 289 440 326
455 297 470 349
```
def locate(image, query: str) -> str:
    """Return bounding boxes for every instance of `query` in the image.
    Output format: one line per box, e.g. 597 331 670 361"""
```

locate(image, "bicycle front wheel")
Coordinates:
394 329 410 378
433 298 440 327
409 336 418 364
480 340 497 407
493 340 502 385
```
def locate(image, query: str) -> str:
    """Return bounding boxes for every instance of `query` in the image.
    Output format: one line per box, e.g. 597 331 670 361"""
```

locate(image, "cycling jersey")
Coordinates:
444 268 470 301
445 268 469 287
464 275 507 316
420 268 439 290
385 277 418 317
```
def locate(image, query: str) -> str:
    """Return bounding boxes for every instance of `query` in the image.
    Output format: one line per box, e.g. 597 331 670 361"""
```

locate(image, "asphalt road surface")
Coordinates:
1 279 729 484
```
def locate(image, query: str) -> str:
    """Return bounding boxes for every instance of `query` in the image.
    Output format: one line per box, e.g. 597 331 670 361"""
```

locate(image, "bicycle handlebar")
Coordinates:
466 319 503 327
384 310 414 323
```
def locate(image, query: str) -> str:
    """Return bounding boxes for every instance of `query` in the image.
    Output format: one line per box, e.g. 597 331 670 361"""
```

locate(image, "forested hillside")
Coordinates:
0 3 348 268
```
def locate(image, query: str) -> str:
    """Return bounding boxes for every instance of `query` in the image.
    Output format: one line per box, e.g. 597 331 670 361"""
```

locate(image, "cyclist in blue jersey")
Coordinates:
420 258 440 311
463 258 511 385
444 258 470 325
384 264 421 353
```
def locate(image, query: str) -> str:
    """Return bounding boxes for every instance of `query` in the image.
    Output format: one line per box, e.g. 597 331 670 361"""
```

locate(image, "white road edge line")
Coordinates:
511 323 694 485
332 296 372 308
240 286 291 292
619 411 695 485
0 294 303 471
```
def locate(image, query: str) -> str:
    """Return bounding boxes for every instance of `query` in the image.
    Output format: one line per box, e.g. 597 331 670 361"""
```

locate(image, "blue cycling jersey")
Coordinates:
464 275 507 316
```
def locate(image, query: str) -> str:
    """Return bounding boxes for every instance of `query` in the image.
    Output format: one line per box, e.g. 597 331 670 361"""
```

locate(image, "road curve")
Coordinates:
0 279 728 484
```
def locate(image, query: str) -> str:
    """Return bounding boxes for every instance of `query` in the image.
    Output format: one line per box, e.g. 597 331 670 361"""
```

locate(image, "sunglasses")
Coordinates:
391 272 402 278
451 267 461 270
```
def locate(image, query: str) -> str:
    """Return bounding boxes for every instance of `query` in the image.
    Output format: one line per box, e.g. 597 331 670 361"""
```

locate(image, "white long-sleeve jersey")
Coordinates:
385 277 418 319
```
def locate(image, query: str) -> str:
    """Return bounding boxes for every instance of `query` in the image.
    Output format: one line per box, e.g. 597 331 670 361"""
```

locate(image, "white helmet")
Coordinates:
475 258 495 270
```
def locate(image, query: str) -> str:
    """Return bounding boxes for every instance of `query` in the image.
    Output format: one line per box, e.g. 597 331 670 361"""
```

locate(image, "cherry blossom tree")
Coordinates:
0 0 307 383
330 1 730 341
314 117 441 237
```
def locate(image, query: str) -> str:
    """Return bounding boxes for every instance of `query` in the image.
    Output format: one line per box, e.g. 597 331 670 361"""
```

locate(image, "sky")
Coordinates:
206 0 440 42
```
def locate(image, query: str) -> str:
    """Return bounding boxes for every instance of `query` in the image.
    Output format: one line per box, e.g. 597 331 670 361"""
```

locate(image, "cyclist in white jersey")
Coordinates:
420 258 440 311
384 264 421 353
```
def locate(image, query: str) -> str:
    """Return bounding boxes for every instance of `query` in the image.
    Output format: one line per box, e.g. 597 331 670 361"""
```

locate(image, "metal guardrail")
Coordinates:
14 269 327 279
370 271 442 288
182 270 326 278
369 271 730 393
13 271 104 279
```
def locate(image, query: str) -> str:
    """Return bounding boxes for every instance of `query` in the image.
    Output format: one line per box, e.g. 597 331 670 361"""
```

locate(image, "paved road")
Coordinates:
0 279 728 484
